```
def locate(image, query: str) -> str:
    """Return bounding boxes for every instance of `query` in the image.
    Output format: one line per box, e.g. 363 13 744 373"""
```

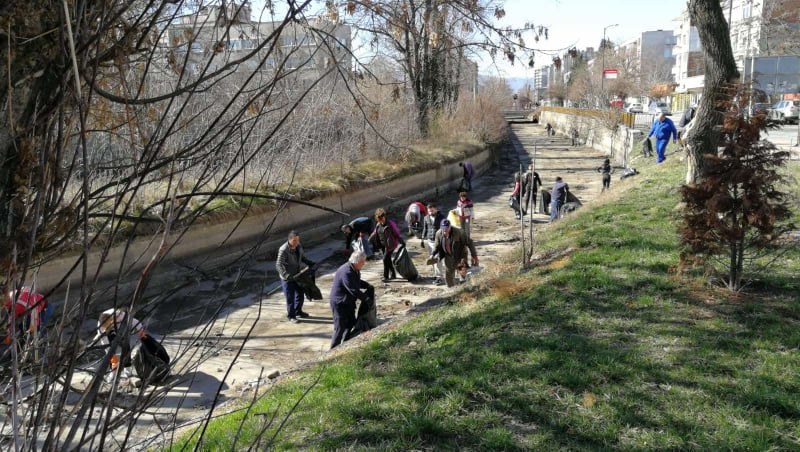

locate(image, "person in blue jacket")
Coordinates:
329 251 374 349
645 112 678 163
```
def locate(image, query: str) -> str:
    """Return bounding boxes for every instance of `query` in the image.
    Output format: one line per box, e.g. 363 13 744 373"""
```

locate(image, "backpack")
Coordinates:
133 335 171 385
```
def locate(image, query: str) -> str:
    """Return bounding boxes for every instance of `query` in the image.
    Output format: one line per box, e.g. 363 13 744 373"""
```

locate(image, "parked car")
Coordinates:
648 101 672 116
624 102 644 113
772 100 799 124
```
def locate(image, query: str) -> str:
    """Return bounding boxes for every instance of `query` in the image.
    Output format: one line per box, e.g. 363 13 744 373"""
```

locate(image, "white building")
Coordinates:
618 31 676 99
671 0 800 109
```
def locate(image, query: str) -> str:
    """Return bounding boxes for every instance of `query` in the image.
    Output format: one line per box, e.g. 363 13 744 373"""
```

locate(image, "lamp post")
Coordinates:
600 23 619 105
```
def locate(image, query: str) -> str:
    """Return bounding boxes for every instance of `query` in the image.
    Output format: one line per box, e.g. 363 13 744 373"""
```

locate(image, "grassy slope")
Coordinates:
176 160 800 451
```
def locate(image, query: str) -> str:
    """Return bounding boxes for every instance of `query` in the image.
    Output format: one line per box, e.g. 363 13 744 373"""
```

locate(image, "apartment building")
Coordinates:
672 0 799 109
158 3 352 89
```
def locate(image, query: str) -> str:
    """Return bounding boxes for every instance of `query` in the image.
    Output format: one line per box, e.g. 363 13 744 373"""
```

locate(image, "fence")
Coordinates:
540 106 659 132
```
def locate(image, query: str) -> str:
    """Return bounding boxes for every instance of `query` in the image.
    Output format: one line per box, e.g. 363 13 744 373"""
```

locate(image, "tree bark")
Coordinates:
684 0 741 184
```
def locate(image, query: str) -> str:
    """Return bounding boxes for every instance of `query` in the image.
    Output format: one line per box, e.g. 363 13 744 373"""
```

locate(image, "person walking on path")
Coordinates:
645 112 677 163
276 231 316 323
459 162 475 192
511 173 523 219
550 176 569 222
596 158 614 192
329 251 374 349
522 164 542 215
370 208 403 282
420 203 445 285
430 219 478 288
456 191 474 239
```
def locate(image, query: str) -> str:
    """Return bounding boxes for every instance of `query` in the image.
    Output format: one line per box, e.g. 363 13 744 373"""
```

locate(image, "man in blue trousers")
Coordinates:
329 251 374 349
645 112 678 163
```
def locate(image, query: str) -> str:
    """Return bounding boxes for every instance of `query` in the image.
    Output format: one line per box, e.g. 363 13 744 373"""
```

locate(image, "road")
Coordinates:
768 123 800 157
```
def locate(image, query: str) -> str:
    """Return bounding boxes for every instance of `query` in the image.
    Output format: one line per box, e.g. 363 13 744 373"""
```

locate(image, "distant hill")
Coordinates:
507 77 533 93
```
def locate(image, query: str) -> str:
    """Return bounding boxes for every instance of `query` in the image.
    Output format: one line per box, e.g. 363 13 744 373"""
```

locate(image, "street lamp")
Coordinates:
600 23 619 104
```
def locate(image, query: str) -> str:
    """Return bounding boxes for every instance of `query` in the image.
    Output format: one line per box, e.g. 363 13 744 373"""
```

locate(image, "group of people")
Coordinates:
2 288 168 383
276 162 481 350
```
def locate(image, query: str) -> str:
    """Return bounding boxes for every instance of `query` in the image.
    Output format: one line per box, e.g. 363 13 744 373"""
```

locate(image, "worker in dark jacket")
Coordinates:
276 231 315 323
550 177 569 222
341 216 373 253
522 164 542 215
645 112 678 163
431 220 478 288
329 251 374 349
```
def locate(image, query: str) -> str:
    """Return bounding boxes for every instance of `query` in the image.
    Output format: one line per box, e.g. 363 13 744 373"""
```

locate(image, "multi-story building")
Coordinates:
672 0 800 109
618 31 676 98
533 65 550 103
159 3 352 90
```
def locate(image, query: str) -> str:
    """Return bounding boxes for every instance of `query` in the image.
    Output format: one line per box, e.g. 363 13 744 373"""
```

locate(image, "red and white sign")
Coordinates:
603 69 619 79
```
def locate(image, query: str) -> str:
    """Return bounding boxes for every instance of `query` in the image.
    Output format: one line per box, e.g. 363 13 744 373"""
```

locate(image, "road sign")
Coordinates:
603 69 619 79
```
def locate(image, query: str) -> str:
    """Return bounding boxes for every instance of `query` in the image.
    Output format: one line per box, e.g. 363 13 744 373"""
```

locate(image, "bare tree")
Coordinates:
333 0 546 137
0 1 411 449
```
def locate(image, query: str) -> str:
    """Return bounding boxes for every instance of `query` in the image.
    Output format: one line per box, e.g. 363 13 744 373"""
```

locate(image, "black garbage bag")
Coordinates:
134 335 170 385
294 267 322 300
351 295 377 336
642 138 653 157
392 246 418 282
539 189 551 215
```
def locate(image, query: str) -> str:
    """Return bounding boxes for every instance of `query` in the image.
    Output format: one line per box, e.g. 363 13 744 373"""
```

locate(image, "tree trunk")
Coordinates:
684 0 740 184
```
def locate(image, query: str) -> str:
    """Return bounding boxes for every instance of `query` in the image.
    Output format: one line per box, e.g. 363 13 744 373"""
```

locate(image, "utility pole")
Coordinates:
600 23 619 105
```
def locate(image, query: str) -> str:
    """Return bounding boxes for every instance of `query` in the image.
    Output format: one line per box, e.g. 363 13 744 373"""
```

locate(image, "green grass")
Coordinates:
173 158 800 450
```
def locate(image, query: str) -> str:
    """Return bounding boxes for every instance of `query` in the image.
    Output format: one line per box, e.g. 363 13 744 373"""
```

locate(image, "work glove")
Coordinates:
472 256 479 267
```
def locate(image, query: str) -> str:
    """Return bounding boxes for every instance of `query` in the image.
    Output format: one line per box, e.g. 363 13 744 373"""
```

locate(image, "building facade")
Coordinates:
158 3 352 89
672 0 800 109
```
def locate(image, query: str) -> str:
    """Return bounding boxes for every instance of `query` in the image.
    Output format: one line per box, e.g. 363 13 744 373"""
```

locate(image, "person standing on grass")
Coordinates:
549 176 569 222
456 191 474 239
329 251 374 349
430 219 478 288
420 203 445 285
645 112 677 164
459 161 475 192
370 208 403 282
596 158 614 192
276 231 315 323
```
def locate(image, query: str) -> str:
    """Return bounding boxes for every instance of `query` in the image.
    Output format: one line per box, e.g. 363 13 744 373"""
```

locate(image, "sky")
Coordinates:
246 0 688 80
485 0 687 80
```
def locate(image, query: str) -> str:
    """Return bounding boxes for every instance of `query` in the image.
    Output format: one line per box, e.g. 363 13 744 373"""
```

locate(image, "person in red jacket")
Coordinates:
3 287 51 345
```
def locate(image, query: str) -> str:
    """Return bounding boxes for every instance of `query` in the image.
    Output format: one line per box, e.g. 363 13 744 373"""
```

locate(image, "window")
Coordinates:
689 28 701 52
743 2 751 19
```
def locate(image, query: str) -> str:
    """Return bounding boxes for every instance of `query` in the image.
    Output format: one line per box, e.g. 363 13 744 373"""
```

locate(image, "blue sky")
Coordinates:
486 0 687 79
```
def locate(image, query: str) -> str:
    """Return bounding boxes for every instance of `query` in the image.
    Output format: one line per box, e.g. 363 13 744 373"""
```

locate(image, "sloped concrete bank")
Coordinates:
540 110 641 166
36 146 498 292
